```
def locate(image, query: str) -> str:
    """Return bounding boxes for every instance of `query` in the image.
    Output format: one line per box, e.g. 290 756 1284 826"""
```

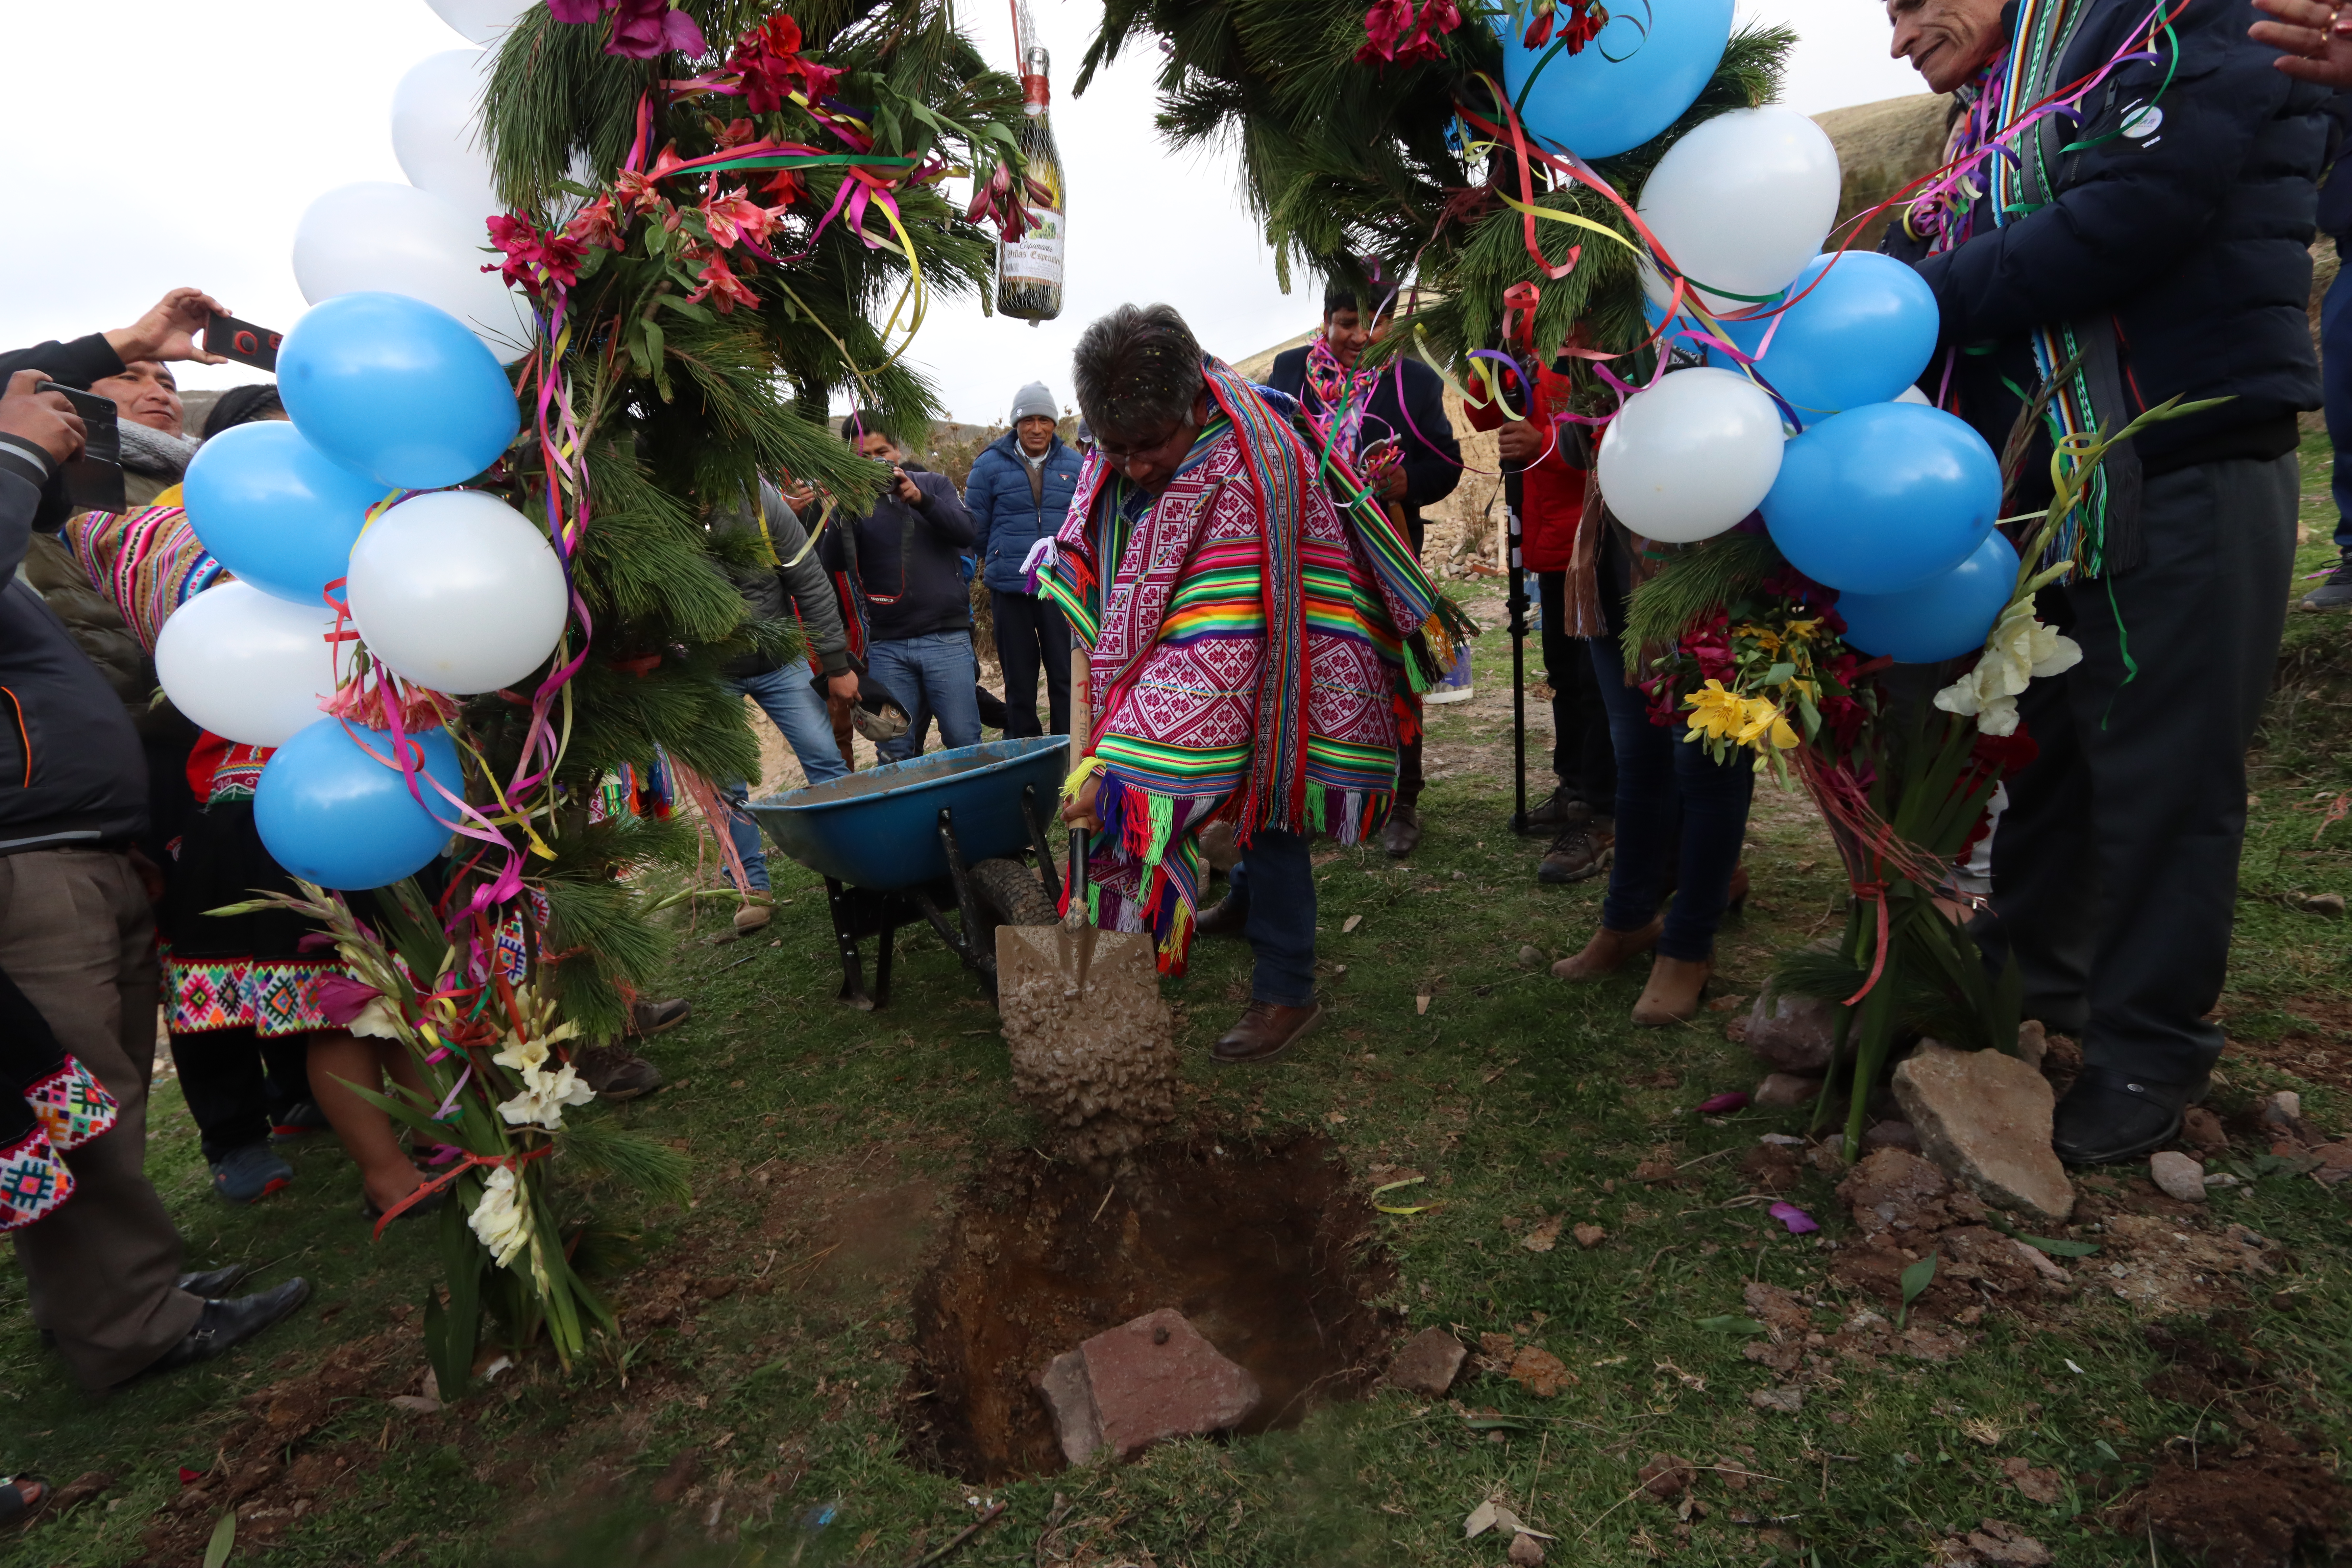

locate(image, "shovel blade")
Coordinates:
996 923 1158 999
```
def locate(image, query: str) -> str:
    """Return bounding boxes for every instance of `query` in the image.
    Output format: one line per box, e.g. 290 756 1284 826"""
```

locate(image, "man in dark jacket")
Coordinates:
1265 281 1462 856
0 370 307 1388
713 474 859 933
1884 0 2329 1162
823 412 983 761
964 382 1083 737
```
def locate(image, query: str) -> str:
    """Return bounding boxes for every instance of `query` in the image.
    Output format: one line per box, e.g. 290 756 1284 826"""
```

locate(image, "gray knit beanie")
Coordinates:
1010 381 1057 423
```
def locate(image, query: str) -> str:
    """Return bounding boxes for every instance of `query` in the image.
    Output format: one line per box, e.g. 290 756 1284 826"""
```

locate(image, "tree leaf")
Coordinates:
203 1510 236 1568
1695 1316 1767 1334
1897 1252 1938 1327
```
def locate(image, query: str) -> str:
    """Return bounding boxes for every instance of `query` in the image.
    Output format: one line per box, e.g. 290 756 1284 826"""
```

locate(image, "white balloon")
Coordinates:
347 489 571 694
1896 384 1933 406
393 50 501 224
292 182 532 365
155 583 342 748
1596 368 1786 544
425 0 532 45
1638 107 1842 316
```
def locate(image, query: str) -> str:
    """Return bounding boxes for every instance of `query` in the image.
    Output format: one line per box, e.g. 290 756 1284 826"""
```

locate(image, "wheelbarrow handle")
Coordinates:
1065 645 1092 930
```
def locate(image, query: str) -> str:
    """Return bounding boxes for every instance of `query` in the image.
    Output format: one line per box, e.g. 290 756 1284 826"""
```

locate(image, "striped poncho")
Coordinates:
1038 360 1464 973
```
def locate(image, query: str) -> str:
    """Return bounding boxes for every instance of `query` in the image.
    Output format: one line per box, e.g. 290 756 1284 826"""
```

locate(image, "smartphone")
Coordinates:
203 313 283 372
35 382 124 513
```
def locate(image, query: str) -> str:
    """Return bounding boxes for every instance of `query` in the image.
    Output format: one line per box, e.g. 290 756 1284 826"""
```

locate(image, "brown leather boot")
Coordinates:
1550 915 1663 980
1632 956 1711 1027
1211 1000 1322 1064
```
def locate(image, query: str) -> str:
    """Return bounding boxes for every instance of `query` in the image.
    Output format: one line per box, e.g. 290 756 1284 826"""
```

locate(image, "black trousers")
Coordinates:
990 589 1071 738
170 1027 309 1162
1977 455 2297 1086
1537 569 1617 812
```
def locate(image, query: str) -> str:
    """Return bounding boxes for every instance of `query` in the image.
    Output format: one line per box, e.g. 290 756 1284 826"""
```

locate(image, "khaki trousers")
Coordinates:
1 847 199 1387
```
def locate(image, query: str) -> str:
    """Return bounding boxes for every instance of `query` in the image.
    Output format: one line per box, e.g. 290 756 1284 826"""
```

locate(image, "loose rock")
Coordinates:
1053 1309 1261 1463
1862 1120 1921 1155
1517 944 1547 969
1572 1223 1607 1249
2148 1151 2207 1203
1753 1072 1822 1107
2298 891 2345 916
2181 1106 2228 1155
1508 1532 1546 1566
1737 987 1837 1074
1932 1517 2053 1567
2014 1020 2047 1072
1749 1386 1804 1413
1386 1328 1468 1398
1033 1349 1105 1466
1637 1454 1696 1499
1892 1041 2075 1225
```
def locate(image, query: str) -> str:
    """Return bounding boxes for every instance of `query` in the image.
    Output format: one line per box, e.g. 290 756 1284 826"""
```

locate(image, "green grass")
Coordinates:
3 445 2348 1568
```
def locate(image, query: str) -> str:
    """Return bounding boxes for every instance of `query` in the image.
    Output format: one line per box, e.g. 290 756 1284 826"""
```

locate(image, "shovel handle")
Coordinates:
1066 646 1091 929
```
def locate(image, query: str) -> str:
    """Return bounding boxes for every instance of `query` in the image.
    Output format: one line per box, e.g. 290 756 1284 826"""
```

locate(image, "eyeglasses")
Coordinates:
1095 416 1193 465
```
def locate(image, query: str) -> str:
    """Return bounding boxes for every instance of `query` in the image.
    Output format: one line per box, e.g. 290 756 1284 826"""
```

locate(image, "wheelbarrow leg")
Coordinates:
937 808 998 990
824 876 875 1011
873 913 896 1008
1021 782 1063 908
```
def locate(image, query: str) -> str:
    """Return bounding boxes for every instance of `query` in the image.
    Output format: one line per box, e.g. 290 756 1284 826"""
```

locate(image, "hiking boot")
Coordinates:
1551 915 1663 980
269 1099 330 1144
129 1278 311 1384
733 901 773 935
1632 955 1712 1026
2050 1066 2195 1165
576 1045 664 1101
210 1143 293 1205
1381 805 1422 858
1537 822 1614 884
1194 895 1250 939
2300 547 2352 610
1211 1001 1323 1065
626 998 691 1038
1519 787 1591 835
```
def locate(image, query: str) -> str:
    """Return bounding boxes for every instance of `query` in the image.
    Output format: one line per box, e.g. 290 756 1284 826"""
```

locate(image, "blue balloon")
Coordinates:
1834 530 2020 664
1498 0 1735 161
182 421 384 606
254 717 463 890
1761 403 2000 595
1704 253 1939 417
278 292 520 489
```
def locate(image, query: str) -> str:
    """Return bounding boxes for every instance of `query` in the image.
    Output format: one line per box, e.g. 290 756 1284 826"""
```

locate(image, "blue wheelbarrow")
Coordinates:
741 737 1069 1009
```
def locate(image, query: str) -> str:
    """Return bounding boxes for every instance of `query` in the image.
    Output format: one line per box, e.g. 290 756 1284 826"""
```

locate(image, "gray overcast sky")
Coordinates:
0 0 1926 426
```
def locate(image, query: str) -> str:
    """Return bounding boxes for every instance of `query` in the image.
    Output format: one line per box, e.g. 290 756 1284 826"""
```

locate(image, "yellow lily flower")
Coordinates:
1683 681 1748 744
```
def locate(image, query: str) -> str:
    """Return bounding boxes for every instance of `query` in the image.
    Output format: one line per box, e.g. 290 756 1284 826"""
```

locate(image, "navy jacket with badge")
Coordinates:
1264 347 1461 538
1885 0 2329 483
964 432 1083 594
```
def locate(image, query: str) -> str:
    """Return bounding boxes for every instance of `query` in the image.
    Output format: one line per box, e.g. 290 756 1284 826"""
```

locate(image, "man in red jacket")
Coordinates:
1464 356 1616 884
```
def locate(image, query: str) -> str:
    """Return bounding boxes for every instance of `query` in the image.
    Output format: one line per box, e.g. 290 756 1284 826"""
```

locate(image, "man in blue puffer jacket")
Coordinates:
964 382 1083 737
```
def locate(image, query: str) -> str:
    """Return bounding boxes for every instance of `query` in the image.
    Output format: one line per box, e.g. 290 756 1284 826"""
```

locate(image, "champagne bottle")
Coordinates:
996 44 1065 324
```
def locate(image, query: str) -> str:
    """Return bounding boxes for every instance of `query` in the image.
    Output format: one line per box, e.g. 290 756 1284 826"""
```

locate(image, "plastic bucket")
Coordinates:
1423 639 1476 705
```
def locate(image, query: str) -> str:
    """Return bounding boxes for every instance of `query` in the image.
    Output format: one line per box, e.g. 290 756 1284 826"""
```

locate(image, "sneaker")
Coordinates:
210 1143 293 1205
1537 822 1615 885
1519 787 1592 835
2300 547 2352 611
733 902 773 934
269 1099 330 1144
576 1045 664 1101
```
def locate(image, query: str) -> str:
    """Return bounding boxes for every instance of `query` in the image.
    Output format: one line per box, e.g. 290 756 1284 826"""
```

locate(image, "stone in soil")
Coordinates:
1892 1041 2074 1225
1862 1120 1920 1154
1751 1072 1821 1107
1734 987 1836 1074
1386 1327 1468 1398
2148 1150 2207 1203
1032 1349 1104 1466
2182 1105 2228 1155
1072 1308 1261 1462
2014 1020 2047 1072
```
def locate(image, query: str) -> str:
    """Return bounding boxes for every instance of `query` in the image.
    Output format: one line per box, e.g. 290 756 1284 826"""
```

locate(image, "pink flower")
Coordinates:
544 0 706 59
564 193 623 251
700 189 778 249
730 14 842 114
686 247 761 313
484 213 586 299
315 974 383 1028
1355 0 1416 63
1695 1091 1750 1114
1768 1201 1820 1235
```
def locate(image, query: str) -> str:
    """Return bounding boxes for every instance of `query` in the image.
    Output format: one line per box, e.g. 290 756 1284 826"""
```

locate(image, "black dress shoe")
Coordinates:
1193 895 1249 939
130 1278 311 1383
2051 1067 2192 1165
1381 805 1422 858
177 1264 251 1298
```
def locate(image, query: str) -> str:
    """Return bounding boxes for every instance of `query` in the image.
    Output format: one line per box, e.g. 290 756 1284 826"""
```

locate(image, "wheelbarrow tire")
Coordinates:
968 856 1057 937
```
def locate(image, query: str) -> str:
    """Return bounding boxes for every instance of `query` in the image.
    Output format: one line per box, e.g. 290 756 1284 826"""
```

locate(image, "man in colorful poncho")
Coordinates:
1040 304 1467 1064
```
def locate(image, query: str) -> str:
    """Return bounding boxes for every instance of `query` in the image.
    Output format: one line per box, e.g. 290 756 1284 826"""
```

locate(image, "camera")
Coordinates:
34 382 124 515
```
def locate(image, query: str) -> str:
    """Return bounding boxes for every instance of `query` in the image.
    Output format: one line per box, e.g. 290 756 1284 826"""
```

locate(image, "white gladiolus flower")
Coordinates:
497 1063 595 1131
469 1166 532 1268
1933 602 2082 737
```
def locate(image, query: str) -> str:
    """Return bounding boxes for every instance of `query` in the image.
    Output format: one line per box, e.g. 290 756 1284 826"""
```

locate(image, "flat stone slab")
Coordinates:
1061 1308 1260 1463
1386 1327 1468 1397
1893 1042 2074 1226
1032 1348 1105 1466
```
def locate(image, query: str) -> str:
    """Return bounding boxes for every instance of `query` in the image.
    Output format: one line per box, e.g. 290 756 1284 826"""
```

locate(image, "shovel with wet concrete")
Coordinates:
994 652 1177 1166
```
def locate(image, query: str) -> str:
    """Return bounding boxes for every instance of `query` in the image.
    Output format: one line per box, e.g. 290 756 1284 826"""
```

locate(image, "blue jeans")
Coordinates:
2324 256 2352 550
1589 637 1753 962
867 631 983 762
723 664 849 894
1216 828 1317 1007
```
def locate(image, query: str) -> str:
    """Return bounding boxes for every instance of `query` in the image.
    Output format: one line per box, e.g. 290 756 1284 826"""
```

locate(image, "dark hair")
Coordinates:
204 383 283 437
841 409 895 447
1322 278 1362 319
1071 304 1204 439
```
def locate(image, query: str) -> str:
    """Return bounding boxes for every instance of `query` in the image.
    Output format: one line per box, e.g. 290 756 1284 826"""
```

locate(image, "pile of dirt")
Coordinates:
2112 1315 2352 1567
900 1130 1398 1481
1826 1150 2060 1327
